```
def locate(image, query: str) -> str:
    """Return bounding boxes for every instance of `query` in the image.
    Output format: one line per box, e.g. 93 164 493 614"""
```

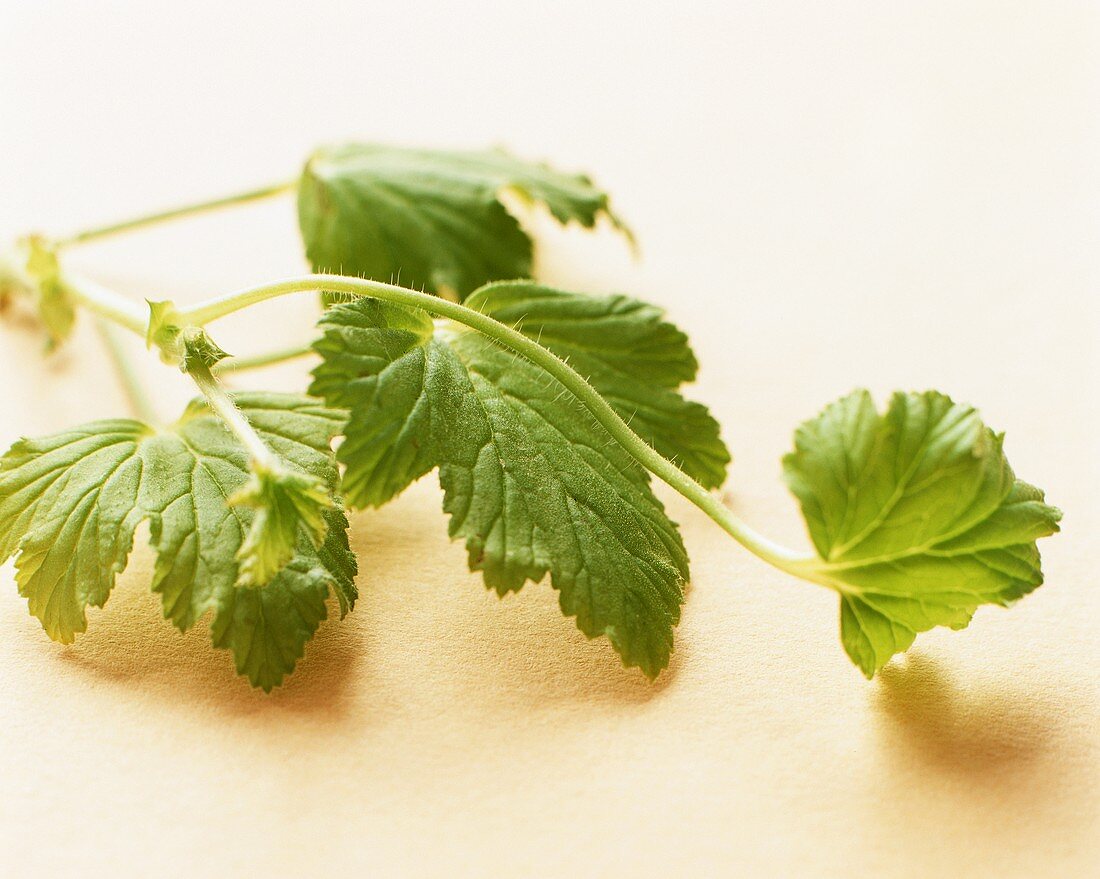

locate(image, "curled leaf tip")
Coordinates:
229 463 334 588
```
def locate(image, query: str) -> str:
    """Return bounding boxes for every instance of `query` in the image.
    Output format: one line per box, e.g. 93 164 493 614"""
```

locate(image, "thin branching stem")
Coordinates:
179 274 814 575
92 318 160 424
55 180 297 248
52 267 814 576
214 343 316 374
187 363 279 470
60 271 149 334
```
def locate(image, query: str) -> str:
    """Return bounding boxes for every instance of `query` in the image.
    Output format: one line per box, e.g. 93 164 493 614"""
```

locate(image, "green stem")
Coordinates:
62 270 287 479
62 271 148 335
180 274 812 574
214 343 316 374
93 318 160 424
56 180 297 248
188 363 279 469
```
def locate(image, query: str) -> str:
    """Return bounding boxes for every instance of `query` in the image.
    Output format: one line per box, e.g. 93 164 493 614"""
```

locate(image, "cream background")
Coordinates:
1 2 1097 876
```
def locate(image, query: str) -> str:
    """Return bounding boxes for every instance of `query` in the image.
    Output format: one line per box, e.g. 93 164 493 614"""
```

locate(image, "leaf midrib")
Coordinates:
826 404 978 560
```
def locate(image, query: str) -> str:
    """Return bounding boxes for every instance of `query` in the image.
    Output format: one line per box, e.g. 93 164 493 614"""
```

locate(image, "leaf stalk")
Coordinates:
187 362 280 471
214 343 316 374
60 271 149 335
179 274 815 575
43 264 816 578
55 180 298 248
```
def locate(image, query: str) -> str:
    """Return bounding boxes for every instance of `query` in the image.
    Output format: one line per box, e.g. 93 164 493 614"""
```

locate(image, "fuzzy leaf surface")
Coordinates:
311 293 688 676
466 282 729 488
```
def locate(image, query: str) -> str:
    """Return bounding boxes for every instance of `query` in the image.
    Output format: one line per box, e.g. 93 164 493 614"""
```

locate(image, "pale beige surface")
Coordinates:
1 2 1098 877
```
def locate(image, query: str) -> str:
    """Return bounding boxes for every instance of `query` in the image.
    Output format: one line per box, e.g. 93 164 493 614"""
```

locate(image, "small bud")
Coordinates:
228 462 334 588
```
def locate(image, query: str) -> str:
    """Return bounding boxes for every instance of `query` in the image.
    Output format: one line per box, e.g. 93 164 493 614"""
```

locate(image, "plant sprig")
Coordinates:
0 143 1061 689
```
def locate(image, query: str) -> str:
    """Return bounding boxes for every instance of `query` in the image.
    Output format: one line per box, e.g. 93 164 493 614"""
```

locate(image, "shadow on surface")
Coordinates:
56 562 362 719
866 652 1098 862
47 488 680 717
873 653 1057 772
465 586 682 707
871 651 1069 778
335 481 681 710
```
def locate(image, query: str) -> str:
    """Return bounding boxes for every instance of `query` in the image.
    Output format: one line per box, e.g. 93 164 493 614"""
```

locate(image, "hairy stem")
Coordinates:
187 363 280 470
63 271 290 480
181 274 813 574
55 272 292 475
56 180 297 248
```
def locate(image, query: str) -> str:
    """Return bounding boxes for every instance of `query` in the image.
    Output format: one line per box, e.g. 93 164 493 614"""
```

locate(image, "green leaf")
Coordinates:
0 392 357 690
311 294 688 676
309 299 438 507
465 282 730 488
782 390 1061 677
297 143 631 300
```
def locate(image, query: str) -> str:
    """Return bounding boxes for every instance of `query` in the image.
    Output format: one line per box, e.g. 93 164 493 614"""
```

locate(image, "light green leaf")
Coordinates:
783 390 1061 677
0 392 357 690
311 294 688 676
297 143 631 300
